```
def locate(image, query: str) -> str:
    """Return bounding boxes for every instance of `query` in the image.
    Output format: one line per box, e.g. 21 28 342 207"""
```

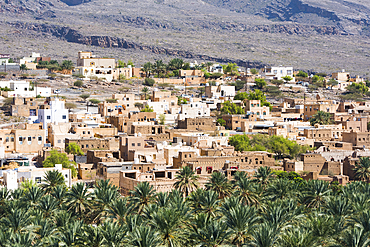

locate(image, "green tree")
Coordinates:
143 78 155 86
117 60 126 68
20 64 27 70
153 60 166 78
130 182 156 214
217 118 226 127
66 183 91 219
255 78 267 89
205 172 232 199
141 62 153 77
41 170 66 193
106 98 118 103
353 157 370 182
168 58 184 70
296 71 308 78
347 82 369 95
271 79 284 87
141 105 154 112
159 114 165 125
221 101 245 115
65 143 84 156
89 99 100 105
74 80 83 87
309 111 333 126
61 60 74 70
250 68 259 75
79 94 90 101
282 75 293 83
327 79 338 88
43 150 77 178
142 86 150 99
223 63 239 75
174 166 199 197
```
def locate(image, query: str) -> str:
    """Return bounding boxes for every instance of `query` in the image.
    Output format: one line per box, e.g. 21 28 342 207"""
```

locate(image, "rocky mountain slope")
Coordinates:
1 0 370 74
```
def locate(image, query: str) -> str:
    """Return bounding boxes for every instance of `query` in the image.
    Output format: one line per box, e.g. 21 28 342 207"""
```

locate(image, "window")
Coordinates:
138 143 141 146
19 136 22 142
47 116 51 120
38 136 42 141
58 140 61 144
5 137 9 142
28 136 31 142
35 177 41 184
132 143 135 147
82 145 84 148
83 131 86 134
86 144 89 148
88 131 90 134
62 115 66 119
11 137 14 142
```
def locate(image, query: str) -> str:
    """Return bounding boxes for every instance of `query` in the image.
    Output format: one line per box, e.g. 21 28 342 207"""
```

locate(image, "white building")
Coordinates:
38 98 69 129
3 164 72 190
72 51 115 82
177 101 210 121
0 81 51 98
145 101 170 115
205 85 235 98
264 66 295 82
19 52 40 65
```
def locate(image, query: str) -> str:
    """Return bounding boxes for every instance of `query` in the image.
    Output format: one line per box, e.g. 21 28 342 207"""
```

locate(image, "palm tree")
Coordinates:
153 60 166 78
41 170 65 193
309 111 333 126
254 166 273 187
353 157 370 182
79 224 105 247
233 177 260 206
174 166 199 197
142 86 150 100
50 185 67 206
279 228 319 247
302 180 331 208
129 182 156 214
168 58 184 71
332 227 370 247
264 178 294 201
38 194 59 218
34 218 58 245
141 62 153 78
24 186 45 208
324 197 353 218
1 208 32 233
222 204 259 246
59 220 83 246
149 207 185 246
248 223 279 247
189 220 231 247
65 182 92 219
8 231 36 247
101 221 126 247
107 197 133 224
155 192 170 208
205 172 232 199
197 190 220 219
127 225 161 247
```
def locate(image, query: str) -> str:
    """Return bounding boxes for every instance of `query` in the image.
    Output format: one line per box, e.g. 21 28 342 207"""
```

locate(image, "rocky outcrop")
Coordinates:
11 22 267 68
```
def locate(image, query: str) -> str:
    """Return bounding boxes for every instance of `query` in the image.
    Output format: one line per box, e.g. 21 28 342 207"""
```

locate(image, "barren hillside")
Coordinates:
1 0 370 74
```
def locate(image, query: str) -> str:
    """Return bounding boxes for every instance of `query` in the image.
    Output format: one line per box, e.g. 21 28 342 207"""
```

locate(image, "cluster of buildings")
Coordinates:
0 51 369 191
